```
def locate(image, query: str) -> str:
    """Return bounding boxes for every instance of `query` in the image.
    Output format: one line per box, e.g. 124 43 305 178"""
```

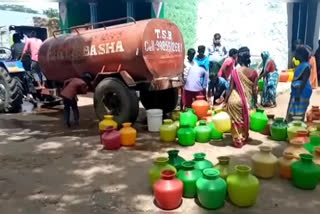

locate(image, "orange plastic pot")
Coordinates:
120 123 137 146
261 114 275 136
279 71 289 82
192 96 209 119
307 106 320 123
279 152 296 179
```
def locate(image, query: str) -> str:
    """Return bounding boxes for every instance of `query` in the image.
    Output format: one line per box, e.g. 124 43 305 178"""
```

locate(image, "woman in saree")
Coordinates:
225 47 258 148
260 51 279 107
286 46 312 122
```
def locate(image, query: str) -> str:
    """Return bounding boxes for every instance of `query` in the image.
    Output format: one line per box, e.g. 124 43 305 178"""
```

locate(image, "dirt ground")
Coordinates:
0 88 320 214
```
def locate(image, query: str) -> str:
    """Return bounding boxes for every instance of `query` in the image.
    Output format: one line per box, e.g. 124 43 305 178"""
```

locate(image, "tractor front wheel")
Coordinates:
0 67 23 113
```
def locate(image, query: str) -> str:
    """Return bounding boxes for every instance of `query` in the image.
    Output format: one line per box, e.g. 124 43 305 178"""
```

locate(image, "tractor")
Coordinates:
0 25 61 113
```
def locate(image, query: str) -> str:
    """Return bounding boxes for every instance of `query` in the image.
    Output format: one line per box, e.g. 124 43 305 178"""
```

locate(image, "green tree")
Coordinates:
43 8 59 18
165 0 199 50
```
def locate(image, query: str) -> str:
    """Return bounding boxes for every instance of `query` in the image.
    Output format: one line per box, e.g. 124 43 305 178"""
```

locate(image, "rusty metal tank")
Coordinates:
38 18 185 86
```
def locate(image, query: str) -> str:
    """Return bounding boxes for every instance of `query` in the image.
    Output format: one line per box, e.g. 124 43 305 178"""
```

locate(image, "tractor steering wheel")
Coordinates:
0 47 12 60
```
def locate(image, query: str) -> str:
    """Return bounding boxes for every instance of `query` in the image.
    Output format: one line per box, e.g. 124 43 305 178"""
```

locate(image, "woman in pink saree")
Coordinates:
225 47 258 148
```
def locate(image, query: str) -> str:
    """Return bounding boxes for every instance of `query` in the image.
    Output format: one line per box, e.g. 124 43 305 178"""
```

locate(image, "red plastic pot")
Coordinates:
291 130 309 145
101 127 121 150
306 106 320 122
261 114 275 136
153 170 183 210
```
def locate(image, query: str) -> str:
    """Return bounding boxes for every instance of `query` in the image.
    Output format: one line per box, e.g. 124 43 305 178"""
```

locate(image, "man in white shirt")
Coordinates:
208 33 228 74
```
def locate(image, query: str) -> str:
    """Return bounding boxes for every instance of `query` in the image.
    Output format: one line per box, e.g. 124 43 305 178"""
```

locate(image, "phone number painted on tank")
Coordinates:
144 40 183 53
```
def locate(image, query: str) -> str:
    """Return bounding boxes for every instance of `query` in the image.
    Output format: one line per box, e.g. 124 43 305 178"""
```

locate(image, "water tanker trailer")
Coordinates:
38 17 185 124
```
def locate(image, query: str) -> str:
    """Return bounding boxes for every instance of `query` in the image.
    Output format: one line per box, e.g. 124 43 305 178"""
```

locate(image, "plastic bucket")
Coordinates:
21 101 34 113
146 109 163 132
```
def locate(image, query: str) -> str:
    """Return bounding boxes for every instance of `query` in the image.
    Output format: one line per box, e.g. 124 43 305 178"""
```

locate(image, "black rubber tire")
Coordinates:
94 78 139 124
140 88 179 113
13 76 25 96
0 67 23 113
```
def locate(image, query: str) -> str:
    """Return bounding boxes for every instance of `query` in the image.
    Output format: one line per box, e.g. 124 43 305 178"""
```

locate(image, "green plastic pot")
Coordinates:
193 153 213 171
227 165 260 207
176 161 202 198
195 120 211 143
168 150 185 171
288 119 307 129
180 109 198 128
270 117 288 141
304 136 320 154
196 168 227 209
258 79 264 91
291 154 320 190
177 125 196 146
250 109 268 132
148 157 176 186
208 122 223 140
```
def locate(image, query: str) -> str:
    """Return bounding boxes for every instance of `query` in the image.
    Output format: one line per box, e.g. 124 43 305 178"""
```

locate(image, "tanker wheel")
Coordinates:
94 78 139 124
0 67 23 113
140 88 179 113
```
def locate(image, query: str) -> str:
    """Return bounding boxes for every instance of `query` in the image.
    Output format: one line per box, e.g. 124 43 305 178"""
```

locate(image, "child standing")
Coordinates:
194 45 210 71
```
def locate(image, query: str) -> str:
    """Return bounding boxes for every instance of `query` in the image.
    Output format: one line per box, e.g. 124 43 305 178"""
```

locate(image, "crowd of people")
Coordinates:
183 33 320 148
10 31 320 135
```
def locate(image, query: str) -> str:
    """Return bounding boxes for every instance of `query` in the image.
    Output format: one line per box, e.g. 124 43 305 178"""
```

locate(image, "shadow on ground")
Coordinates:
0 102 320 213
0 104 185 213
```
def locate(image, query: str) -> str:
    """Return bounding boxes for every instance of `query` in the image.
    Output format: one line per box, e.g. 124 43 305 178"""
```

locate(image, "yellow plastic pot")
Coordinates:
212 111 231 133
99 115 118 132
288 71 294 82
